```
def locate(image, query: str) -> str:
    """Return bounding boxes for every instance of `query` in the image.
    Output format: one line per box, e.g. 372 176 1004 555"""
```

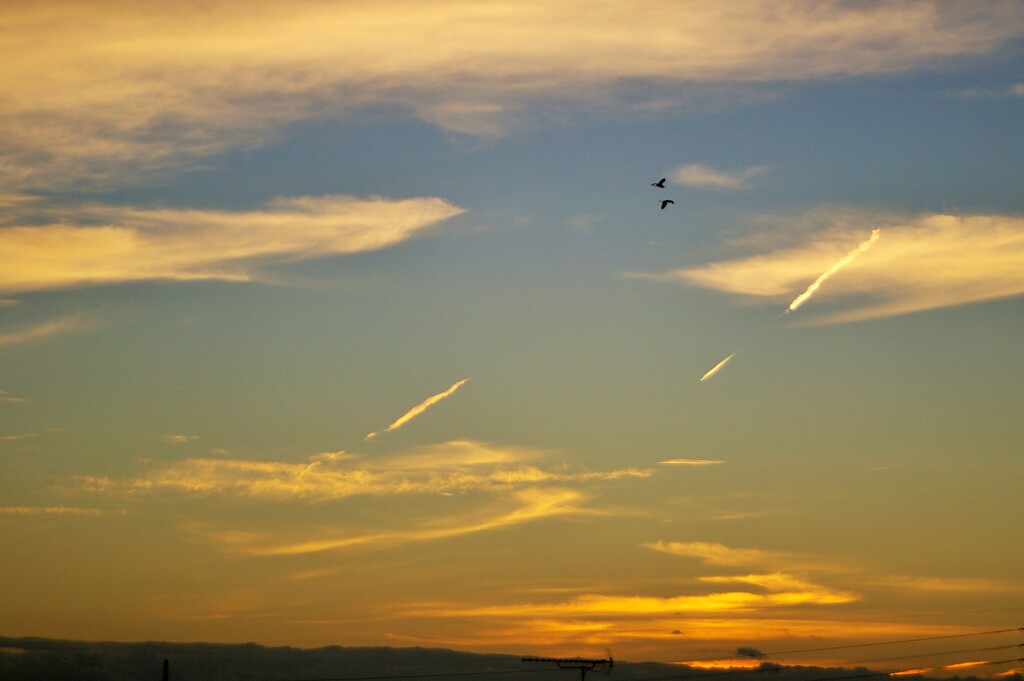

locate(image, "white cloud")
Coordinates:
947 82 1024 99
0 195 464 294
638 211 1024 324
671 164 770 189
3 1 1022 188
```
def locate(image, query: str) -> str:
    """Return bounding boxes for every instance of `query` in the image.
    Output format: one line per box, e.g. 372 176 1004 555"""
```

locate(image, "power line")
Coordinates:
673 626 1023 664
853 643 1024 665
265 629 1023 681
615 657 1024 681
265 655 1024 681
271 668 554 681
764 627 1023 658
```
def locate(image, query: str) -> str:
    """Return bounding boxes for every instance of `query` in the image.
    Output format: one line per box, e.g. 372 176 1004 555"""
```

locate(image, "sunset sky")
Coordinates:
2 0 1023 674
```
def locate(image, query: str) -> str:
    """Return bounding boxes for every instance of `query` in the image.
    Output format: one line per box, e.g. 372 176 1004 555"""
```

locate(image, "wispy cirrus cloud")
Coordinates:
0 195 464 294
75 439 652 501
162 434 200 444
861 574 1024 594
0 433 35 441
671 164 770 189
636 211 1024 325
0 389 28 404
0 506 123 516
227 487 592 556
77 439 650 556
0 314 93 346
644 540 794 568
3 1 1022 188
658 459 726 466
947 82 1024 99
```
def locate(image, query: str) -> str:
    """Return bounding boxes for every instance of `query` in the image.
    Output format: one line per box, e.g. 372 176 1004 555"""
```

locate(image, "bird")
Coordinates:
651 178 666 188
660 199 674 209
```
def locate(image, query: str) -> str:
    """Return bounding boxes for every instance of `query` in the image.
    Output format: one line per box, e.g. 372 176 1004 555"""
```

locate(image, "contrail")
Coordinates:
699 352 737 382
786 228 881 313
365 378 469 440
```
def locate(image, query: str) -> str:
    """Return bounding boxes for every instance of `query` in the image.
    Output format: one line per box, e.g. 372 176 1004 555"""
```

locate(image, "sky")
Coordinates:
2 0 1023 674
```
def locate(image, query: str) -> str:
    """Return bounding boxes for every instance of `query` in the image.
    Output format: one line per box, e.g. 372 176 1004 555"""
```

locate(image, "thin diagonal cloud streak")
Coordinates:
366 378 469 440
787 229 881 313
699 351 737 382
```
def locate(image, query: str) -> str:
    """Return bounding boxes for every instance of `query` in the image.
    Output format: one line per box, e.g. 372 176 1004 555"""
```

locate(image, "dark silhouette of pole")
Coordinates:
162 658 169 681
522 656 613 681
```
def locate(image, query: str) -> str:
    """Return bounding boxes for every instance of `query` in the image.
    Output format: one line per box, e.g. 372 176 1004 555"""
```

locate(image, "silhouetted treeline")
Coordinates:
1 637 1020 681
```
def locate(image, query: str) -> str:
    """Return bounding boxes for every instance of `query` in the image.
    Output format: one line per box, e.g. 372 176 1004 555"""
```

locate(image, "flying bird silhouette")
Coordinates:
660 199 674 209
651 178 666 188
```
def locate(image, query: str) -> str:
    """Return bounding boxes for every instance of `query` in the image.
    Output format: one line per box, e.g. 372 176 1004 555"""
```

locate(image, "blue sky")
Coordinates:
2 1 1023 672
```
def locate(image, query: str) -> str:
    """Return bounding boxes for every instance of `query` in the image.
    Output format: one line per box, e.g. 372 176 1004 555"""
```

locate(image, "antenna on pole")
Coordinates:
522 654 614 681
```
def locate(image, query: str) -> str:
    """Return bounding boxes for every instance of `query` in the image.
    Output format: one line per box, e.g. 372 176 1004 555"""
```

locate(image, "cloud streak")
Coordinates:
366 379 469 440
643 212 1024 324
0 195 464 294
4 1 1022 187
644 540 794 568
0 389 28 403
699 352 737 382
75 439 652 501
672 164 770 189
0 315 92 346
237 487 591 556
786 228 881 313
0 506 123 516
658 459 725 466
412 573 859 622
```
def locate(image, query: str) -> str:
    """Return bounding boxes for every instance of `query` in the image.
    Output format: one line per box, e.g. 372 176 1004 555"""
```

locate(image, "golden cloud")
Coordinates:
3 1 1022 187
657 459 726 465
639 212 1024 324
0 506 123 516
75 439 652 501
0 195 464 294
243 487 591 556
411 573 859 621
644 540 792 567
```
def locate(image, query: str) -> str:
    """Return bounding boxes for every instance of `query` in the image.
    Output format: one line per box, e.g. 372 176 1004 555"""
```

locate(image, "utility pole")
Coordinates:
522 655 614 681
162 658 169 681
